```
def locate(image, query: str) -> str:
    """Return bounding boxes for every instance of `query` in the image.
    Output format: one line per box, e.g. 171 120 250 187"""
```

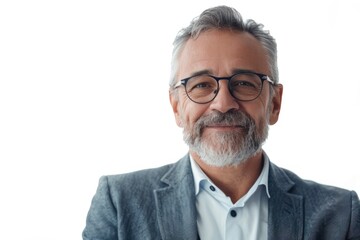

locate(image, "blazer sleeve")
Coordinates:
348 191 360 239
82 176 118 240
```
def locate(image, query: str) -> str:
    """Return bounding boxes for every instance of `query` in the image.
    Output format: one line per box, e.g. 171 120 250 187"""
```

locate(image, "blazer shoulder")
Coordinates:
102 155 191 198
270 162 351 194
272 163 359 216
271 164 360 239
269 162 357 211
83 159 190 240
105 162 174 190
281 166 352 196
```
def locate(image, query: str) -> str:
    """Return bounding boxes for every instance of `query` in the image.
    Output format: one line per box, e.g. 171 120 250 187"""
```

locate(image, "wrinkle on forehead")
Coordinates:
177 29 270 80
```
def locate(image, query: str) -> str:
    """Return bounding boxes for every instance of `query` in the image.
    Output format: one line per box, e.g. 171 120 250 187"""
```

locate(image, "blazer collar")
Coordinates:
268 159 304 240
154 155 198 240
154 153 305 240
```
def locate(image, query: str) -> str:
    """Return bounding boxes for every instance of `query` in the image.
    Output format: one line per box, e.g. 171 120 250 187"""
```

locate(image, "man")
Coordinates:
83 6 360 240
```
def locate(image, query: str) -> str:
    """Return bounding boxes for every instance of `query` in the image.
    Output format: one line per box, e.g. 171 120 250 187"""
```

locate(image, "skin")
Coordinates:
170 29 283 203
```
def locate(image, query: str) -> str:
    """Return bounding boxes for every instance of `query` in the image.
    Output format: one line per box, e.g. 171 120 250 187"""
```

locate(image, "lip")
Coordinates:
205 124 245 129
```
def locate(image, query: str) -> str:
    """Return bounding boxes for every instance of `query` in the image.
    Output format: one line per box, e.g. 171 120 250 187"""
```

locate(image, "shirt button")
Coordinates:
209 185 216 191
230 210 237 217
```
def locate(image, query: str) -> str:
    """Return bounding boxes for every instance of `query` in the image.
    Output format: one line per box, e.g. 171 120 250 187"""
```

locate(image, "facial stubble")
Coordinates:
182 110 269 167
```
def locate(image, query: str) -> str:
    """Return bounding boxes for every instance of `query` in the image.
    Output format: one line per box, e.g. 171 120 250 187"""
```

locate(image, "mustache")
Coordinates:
195 110 254 131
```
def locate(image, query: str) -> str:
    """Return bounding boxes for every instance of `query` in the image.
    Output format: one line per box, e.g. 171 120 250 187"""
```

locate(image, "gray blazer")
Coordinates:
83 154 360 240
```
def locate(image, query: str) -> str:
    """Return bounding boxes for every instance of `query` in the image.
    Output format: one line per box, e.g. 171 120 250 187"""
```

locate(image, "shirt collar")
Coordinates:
190 153 271 198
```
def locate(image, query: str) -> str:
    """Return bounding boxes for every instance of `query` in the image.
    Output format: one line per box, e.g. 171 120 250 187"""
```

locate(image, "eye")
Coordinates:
187 76 217 92
230 73 263 91
194 82 213 89
231 80 257 88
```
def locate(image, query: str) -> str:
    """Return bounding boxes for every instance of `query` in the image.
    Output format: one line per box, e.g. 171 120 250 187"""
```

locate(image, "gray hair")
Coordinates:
169 6 279 89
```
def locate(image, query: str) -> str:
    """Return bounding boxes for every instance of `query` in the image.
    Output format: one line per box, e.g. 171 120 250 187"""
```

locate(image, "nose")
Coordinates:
209 80 240 113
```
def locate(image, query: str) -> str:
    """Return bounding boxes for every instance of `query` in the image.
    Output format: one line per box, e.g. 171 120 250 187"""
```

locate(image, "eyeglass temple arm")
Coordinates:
265 76 275 85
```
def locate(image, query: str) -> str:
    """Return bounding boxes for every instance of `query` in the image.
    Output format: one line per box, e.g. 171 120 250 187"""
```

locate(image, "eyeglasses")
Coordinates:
174 71 275 104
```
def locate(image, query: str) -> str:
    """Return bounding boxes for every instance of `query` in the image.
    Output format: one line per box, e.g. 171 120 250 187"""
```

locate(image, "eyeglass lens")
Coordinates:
185 73 263 103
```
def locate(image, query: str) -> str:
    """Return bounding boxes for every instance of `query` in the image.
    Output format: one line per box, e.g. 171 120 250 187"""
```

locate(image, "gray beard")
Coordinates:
183 110 268 167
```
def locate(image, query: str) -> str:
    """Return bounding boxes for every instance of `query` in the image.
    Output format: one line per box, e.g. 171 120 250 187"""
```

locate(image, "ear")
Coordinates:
169 90 183 127
269 84 283 125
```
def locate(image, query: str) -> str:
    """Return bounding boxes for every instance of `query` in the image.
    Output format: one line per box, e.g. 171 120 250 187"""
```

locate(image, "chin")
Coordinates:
193 142 262 167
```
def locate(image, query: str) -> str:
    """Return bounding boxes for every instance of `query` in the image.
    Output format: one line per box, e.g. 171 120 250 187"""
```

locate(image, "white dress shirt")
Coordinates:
190 155 270 240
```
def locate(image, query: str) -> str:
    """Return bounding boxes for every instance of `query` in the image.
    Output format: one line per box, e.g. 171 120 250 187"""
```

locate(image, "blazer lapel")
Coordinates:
268 162 304 240
154 155 198 240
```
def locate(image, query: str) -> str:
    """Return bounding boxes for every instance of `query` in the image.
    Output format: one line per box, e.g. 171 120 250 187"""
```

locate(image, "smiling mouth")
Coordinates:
206 124 245 129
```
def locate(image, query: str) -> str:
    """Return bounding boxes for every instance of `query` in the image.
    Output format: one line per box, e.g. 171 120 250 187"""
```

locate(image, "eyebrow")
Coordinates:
187 69 212 78
231 68 258 75
186 68 258 78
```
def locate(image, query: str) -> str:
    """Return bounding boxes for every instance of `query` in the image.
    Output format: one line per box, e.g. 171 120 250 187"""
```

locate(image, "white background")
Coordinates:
1 0 359 239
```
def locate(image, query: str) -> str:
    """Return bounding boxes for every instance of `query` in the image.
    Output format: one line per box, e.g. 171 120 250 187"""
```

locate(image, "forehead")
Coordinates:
177 29 269 78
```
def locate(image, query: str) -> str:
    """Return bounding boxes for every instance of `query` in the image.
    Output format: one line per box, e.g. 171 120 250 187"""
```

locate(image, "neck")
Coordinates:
191 150 264 203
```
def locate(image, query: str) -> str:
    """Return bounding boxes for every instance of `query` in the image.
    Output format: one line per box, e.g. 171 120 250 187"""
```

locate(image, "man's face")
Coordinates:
170 29 282 166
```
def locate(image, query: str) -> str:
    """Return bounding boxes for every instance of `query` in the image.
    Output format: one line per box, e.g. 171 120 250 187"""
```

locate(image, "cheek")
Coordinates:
257 90 272 115
258 91 270 109
242 99 270 126
179 98 208 127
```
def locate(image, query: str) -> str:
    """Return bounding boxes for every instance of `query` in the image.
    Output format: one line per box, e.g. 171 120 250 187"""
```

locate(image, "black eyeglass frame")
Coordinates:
174 70 275 104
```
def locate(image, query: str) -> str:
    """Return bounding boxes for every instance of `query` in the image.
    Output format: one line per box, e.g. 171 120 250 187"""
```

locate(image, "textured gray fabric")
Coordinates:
83 154 360 240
